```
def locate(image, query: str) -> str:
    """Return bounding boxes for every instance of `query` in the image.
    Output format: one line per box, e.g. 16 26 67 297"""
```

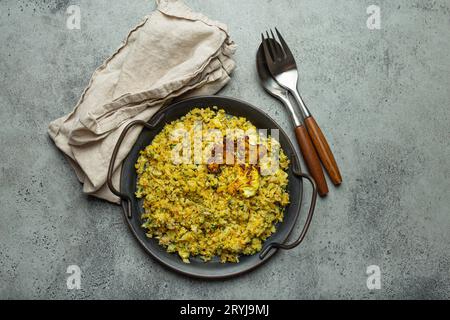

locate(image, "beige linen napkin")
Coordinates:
48 0 236 203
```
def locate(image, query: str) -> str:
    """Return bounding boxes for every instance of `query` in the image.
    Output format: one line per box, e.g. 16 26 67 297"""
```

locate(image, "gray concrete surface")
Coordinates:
0 0 449 299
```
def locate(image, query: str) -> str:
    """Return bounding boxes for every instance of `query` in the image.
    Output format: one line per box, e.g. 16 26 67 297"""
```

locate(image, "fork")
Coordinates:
257 39 328 197
262 28 342 186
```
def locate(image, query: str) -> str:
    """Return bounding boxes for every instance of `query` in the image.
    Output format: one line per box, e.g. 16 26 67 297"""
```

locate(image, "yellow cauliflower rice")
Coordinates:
135 107 289 263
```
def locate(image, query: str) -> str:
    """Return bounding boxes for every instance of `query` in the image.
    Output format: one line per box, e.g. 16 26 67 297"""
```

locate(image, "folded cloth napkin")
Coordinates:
48 0 236 203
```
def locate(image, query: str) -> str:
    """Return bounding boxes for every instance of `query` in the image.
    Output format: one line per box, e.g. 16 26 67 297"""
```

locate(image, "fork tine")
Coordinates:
275 28 293 59
270 29 282 58
261 33 273 64
266 31 277 60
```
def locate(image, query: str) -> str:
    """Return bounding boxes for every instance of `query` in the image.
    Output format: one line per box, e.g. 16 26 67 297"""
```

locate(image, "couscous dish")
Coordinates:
135 108 289 263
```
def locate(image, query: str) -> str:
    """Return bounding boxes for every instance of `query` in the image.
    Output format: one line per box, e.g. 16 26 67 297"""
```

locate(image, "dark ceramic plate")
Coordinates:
107 96 317 279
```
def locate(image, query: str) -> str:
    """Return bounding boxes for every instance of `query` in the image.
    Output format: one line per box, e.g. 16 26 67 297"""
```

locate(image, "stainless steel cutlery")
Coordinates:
259 28 342 196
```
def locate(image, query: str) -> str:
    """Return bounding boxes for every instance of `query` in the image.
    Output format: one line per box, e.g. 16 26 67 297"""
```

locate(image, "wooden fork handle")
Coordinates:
304 116 342 185
295 125 329 197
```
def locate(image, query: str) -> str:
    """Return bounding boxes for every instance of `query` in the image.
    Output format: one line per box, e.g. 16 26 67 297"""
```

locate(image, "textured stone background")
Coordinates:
0 0 449 299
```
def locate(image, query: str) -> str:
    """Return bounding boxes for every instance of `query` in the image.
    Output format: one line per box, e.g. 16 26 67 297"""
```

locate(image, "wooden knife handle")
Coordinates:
295 125 329 197
304 116 342 185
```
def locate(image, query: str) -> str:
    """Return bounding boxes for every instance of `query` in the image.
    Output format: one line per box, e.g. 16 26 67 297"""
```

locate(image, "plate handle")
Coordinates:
259 169 318 259
107 114 165 218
